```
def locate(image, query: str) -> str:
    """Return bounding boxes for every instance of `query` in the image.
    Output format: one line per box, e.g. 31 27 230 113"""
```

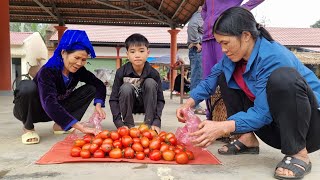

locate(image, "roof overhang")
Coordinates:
10 0 203 28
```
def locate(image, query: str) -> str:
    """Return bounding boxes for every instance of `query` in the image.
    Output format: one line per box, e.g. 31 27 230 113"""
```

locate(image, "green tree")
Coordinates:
10 22 49 38
311 19 320 28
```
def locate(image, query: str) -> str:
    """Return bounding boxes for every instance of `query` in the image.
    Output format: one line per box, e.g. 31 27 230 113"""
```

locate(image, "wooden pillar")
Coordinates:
0 0 11 91
116 46 121 69
54 25 67 43
168 29 180 90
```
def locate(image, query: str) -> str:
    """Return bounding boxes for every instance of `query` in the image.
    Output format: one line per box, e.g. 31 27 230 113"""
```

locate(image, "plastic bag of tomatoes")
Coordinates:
175 108 201 146
67 112 103 140
70 124 195 164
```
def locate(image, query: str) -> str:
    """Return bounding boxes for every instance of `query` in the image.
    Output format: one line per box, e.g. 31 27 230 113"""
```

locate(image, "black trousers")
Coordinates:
119 78 158 128
219 67 320 154
13 80 96 130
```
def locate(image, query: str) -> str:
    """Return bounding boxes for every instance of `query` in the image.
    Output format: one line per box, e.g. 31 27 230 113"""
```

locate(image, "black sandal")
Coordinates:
218 139 259 155
274 156 312 180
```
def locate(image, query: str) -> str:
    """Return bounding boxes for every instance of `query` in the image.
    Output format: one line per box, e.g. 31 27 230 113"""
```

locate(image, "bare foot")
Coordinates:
275 148 310 178
22 128 39 143
218 132 259 152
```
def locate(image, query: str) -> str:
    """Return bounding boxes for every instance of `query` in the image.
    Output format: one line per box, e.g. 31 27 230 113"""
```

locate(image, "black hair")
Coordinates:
125 33 149 50
213 7 274 41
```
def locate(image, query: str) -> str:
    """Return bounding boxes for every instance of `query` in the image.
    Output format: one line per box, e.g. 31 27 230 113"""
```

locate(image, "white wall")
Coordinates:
10 32 48 76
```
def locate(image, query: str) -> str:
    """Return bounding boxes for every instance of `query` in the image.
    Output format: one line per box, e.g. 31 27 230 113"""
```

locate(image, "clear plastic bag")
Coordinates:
67 112 103 140
175 107 201 147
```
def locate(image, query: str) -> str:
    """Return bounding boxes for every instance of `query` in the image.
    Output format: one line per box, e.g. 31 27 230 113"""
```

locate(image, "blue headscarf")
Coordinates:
45 30 96 70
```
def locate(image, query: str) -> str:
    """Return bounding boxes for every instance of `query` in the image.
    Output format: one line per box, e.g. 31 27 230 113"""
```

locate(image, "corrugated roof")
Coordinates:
50 25 320 48
50 24 188 45
10 32 33 45
267 27 320 48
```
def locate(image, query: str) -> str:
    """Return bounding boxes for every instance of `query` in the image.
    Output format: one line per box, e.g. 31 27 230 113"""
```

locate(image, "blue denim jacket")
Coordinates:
191 37 320 133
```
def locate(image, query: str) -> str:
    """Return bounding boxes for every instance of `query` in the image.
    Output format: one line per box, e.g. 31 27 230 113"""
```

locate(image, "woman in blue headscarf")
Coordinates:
13 30 106 145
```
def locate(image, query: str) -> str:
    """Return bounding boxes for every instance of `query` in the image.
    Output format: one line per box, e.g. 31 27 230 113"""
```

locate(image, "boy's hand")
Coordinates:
95 103 106 119
151 125 160 134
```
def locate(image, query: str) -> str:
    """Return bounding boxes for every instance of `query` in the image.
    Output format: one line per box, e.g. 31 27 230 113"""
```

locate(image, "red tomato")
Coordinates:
109 148 122 159
70 146 82 157
138 124 149 133
165 133 175 143
123 147 135 159
121 135 133 148
80 149 91 158
175 144 186 151
112 140 122 149
140 137 150 148
110 131 120 140
99 130 110 139
149 139 161 150
74 139 86 147
159 143 170 152
135 151 145 160
149 150 161 161
175 152 189 164
102 138 113 144
143 148 150 157
168 145 175 151
129 128 141 138
148 129 158 138
158 131 167 137
82 143 91 151
142 131 153 140
159 133 166 142
95 133 102 139
100 143 113 153
89 143 100 154
162 150 175 161
132 143 144 152
168 137 177 146
174 148 184 154
185 150 195 160
83 134 93 143
93 149 105 158
118 127 129 137
133 137 141 144
92 138 103 146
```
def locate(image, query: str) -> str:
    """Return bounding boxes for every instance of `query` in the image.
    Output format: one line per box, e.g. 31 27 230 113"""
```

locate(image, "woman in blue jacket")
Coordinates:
177 7 320 180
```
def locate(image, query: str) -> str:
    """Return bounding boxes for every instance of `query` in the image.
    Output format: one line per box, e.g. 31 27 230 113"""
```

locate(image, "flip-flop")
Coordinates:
21 131 40 145
53 128 74 135
218 139 259 155
274 156 312 179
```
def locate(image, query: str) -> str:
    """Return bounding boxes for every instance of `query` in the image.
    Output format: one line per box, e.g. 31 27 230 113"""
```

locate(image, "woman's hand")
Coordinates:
190 120 235 147
95 103 106 119
72 122 100 135
176 98 196 123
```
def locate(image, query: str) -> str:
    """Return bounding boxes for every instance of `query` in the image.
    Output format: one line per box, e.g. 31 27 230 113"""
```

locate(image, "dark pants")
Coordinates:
13 80 96 130
119 78 158 128
219 67 320 154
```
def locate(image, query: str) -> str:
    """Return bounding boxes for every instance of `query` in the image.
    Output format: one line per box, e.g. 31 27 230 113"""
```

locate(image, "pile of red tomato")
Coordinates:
70 124 194 164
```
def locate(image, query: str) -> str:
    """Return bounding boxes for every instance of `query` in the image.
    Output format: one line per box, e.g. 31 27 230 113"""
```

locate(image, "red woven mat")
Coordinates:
36 135 221 165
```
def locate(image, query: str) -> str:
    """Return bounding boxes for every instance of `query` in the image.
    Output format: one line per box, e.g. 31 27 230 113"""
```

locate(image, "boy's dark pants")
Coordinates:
13 80 96 130
218 67 320 154
119 78 158 128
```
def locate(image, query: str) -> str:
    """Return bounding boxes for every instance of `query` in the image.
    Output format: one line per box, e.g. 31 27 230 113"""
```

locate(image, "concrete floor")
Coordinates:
0 91 319 180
